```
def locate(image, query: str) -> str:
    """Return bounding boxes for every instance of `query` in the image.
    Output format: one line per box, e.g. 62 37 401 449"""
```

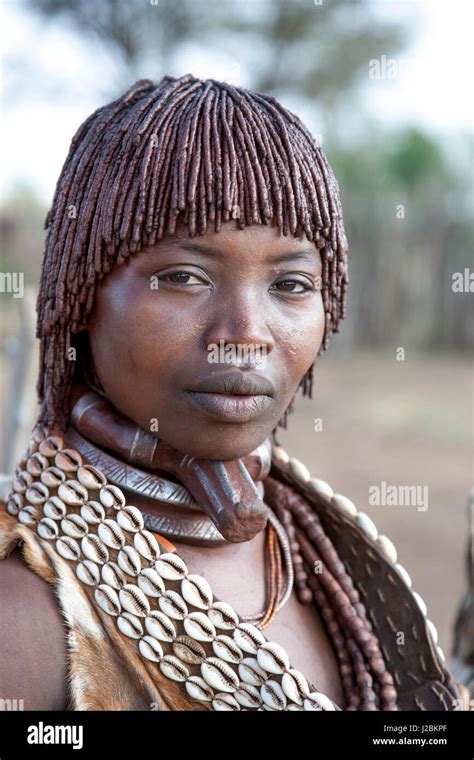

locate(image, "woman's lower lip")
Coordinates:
185 391 273 422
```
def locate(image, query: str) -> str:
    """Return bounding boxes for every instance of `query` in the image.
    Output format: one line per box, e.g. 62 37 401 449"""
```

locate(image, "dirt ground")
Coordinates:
277 350 473 664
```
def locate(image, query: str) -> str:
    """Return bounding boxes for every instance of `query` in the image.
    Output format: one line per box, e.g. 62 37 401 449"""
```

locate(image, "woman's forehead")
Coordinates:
138 219 321 263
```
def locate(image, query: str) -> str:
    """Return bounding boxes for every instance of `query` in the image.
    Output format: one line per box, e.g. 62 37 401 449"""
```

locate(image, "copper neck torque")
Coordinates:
69 383 272 543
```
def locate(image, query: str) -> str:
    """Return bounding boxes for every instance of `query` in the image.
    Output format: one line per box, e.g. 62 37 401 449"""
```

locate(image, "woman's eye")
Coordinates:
155 271 208 286
271 278 315 294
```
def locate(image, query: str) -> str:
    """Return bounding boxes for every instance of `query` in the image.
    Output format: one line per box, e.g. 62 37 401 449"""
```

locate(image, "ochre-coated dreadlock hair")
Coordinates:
36 73 349 432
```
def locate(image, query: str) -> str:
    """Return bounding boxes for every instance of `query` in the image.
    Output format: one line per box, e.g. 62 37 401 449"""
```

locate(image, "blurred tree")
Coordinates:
19 0 408 127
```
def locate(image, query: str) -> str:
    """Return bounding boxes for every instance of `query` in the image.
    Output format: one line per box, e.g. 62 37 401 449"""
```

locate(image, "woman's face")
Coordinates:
84 220 325 459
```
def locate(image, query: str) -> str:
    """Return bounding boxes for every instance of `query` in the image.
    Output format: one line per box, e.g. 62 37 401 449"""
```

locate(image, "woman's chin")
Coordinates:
171 433 269 462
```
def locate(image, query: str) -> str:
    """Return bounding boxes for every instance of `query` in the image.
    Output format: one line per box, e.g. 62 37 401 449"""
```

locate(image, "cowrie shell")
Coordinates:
81 534 109 565
137 567 165 597
139 635 164 663
119 584 150 617
233 623 265 654
6 494 23 516
145 611 176 642
18 506 39 525
181 574 213 610
76 559 100 586
55 448 83 472
133 530 161 562
304 691 335 711
281 669 310 705
43 496 67 520
183 612 216 642
56 536 81 561
332 493 357 517
257 642 290 675
38 435 63 458
185 676 213 702
117 545 142 577
61 513 89 539
208 601 239 630
77 464 107 490
117 612 143 639
261 679 287 710
172 636 207 665
94 584 121 616
26 482 49 505
98 519 126 550
26 452 49 476
101 561 126 589
58 480 88 507
238 657 267 687
37 517 59 540
160 655 188 681
235 683 262 708
81 501 105 524
212 635 243 664
99 484 125 510
40 466 66 489
159 590 188 621
212 693 240 711
117 506 144 533
155 552 187 580
13 471 32 493
201 657 239 693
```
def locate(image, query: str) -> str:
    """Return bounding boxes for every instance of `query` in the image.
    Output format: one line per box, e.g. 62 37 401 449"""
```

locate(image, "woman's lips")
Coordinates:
185 391 273 422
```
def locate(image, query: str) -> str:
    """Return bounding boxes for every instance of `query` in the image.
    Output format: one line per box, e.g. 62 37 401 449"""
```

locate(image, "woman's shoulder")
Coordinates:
269 447 467 711
0 506 69 711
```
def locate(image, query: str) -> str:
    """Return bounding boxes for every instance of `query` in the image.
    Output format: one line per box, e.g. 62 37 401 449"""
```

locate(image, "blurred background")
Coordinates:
0 0 472 681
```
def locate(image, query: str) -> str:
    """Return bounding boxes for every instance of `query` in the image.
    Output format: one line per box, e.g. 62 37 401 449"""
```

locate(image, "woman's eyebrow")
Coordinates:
159 239 319 265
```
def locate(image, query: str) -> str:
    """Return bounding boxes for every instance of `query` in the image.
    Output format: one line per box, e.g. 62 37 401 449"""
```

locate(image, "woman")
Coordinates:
0 73 466 712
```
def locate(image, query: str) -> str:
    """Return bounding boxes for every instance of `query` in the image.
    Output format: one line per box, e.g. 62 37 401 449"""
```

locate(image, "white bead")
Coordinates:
395 563 412 588
356 512 378 542
437 646 445 663
272 446 289 464
413 591 427 616
377 534 397 564
332 493 357 517
289 458 310 483
308 477 334 500
426 618 438 644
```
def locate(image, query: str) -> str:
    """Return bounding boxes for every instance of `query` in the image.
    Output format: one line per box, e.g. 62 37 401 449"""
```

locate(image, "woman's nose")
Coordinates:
203 296 274 368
